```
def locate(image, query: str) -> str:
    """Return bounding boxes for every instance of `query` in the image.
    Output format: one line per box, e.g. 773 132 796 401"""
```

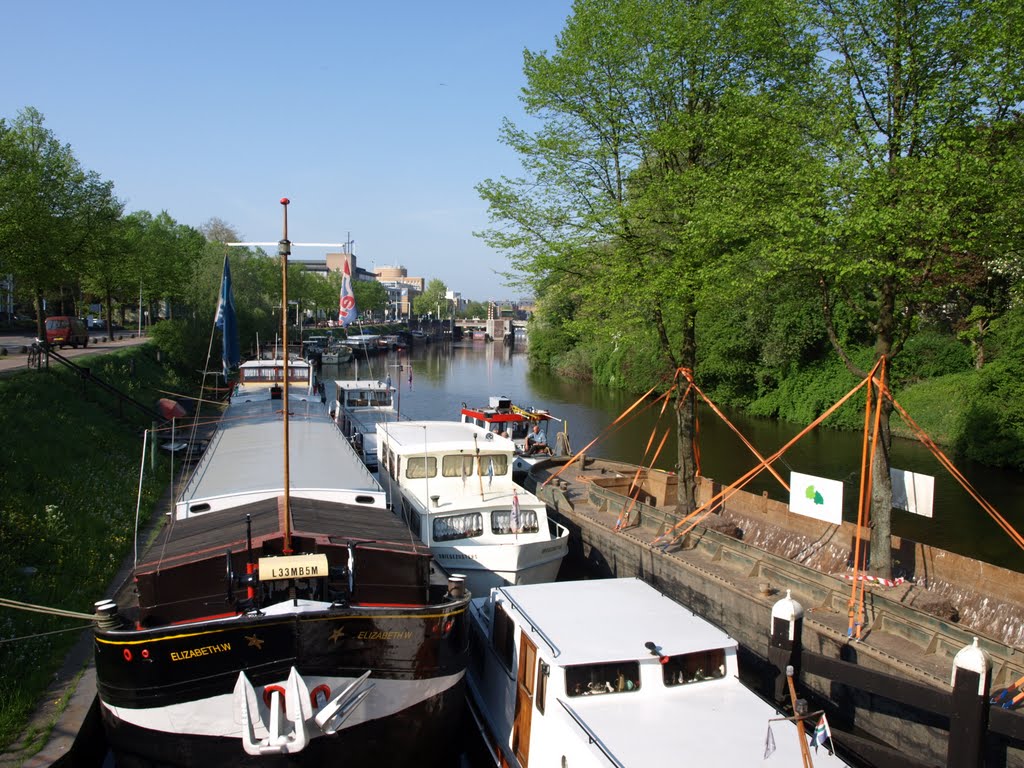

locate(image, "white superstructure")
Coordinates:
468 578 852 767
375 420 569 596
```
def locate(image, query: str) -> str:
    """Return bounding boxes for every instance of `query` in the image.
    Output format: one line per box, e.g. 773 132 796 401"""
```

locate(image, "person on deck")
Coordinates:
525 424 549 456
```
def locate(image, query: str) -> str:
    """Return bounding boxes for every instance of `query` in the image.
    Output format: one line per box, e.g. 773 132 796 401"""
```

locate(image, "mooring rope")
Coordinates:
0 597 95 621
0 624 94 645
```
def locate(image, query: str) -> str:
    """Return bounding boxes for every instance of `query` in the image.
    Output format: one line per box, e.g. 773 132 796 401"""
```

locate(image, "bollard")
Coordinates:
947 637 990 768
768 589 804 702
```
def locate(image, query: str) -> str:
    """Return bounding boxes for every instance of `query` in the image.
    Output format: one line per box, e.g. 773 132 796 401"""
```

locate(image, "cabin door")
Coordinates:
512 631 537 767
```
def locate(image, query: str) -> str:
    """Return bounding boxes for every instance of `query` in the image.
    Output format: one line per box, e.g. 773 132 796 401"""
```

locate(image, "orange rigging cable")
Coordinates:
542 383 669 488
678 368 789 492
653 372 873 548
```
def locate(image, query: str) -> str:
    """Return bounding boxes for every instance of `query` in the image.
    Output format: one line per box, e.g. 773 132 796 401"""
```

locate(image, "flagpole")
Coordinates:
786 665 815 768
279 198 293 555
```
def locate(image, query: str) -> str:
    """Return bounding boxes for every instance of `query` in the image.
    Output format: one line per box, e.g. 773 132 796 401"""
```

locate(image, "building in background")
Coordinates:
374 265 423 319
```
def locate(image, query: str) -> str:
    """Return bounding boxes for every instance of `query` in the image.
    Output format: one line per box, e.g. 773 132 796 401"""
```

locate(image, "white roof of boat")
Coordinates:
335 379 390 391
487 578 736 665
239 357 310 368
377 420 515 452
180 396 379 503
561 671 850 766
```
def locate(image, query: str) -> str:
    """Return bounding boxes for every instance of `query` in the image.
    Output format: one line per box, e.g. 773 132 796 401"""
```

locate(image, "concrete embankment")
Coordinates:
530 456 1024 768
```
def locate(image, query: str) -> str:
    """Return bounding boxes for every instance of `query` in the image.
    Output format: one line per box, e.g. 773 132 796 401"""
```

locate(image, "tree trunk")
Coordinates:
676 388 697 514
674 308 698 514
869 394 894 578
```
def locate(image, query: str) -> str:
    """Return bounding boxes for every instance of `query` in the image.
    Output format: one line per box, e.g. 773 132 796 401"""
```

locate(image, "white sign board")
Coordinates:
788 472 844 525
890 468 935 518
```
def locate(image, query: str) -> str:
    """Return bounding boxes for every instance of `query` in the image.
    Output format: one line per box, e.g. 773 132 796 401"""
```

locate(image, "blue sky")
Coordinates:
0 1 574 301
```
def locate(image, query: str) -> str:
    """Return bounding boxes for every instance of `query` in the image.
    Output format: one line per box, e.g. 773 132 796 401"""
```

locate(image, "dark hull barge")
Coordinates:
93 358 470 767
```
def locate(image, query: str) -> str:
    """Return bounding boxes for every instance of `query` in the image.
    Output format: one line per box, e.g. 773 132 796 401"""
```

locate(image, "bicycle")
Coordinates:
26 339 43 370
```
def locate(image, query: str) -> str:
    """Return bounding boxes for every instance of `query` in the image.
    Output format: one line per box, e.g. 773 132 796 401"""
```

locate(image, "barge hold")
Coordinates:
527 456 1024 767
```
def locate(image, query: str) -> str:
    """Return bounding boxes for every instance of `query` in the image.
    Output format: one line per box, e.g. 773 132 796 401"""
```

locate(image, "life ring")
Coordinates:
263 684 287 709
310 684 331 708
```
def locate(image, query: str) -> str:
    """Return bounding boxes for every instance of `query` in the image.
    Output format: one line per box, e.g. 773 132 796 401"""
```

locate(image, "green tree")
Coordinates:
352 278 387 321
0 107 121 337
478 0 819 511
414 278 451 319
809 0 1024 576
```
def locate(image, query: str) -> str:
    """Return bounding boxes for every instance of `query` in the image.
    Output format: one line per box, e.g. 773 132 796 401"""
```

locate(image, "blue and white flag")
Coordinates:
813 714 833 752
338 258 356 327
214 255 239 379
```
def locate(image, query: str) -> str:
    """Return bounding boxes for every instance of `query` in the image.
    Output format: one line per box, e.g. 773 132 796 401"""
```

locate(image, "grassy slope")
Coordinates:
0 346 186 750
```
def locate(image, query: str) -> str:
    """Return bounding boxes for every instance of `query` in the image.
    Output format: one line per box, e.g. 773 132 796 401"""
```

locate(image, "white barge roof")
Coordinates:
179 395 380 507
489 578 735 666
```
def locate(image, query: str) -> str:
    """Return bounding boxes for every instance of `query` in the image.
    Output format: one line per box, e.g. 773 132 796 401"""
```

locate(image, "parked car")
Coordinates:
45 316 89 348
87 317 105 330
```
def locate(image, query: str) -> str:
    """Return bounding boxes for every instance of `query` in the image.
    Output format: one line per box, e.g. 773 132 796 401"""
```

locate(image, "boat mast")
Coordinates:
280 198 293 555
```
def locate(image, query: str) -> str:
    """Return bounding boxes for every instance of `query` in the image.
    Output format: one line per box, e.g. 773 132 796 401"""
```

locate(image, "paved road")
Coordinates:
0 329 150 375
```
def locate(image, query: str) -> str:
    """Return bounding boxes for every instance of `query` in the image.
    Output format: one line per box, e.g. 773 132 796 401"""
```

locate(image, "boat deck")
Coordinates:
140 494 426 572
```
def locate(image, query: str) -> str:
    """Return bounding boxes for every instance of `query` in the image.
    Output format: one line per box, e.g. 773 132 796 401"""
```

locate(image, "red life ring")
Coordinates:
310 684 331 708
263 685 287 709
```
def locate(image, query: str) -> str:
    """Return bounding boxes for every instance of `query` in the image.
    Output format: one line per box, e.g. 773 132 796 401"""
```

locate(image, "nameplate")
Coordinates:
258 553 329 581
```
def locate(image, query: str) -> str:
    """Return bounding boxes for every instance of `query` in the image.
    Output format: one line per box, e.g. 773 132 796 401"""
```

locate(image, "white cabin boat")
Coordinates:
467 578 852 768
459 396 565 481
375 421 569 597
333 378 400 472
321 344 354 364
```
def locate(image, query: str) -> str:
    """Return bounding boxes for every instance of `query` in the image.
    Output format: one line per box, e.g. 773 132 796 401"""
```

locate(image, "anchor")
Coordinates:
234 667 374 755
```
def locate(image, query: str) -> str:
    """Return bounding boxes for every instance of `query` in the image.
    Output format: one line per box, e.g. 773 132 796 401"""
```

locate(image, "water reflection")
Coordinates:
324 341 1024 570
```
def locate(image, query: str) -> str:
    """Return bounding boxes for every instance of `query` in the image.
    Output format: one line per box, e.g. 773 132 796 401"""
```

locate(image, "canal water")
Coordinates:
329 339 1024 572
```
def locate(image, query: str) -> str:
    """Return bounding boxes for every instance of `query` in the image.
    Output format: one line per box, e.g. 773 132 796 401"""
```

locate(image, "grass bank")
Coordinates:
0 344 193 751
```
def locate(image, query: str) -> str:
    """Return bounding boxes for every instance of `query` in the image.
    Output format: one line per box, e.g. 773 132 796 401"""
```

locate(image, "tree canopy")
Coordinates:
479 0 1024 576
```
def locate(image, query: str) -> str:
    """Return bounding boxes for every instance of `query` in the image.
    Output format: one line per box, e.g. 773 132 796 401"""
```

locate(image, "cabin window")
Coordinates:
536 660 549 714
492 602 516 670
442 454 475 478
661 648 727 687
491 508 539 534
369 390 391 406
433 513 484 541
565 661 640 697
405 456 437 479
477 454 508 477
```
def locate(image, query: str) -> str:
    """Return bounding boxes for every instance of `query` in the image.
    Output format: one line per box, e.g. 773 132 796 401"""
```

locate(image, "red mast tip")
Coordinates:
280 197 290 205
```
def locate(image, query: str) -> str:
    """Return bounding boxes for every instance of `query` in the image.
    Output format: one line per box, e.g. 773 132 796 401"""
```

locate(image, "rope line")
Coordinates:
0 597 96 621
0 624 94 645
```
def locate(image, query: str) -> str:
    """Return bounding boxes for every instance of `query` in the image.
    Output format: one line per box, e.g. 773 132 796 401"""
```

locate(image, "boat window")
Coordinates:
369 390 391 406
477 454 508 477
661 648 727 687
536 660 549 715
491 508 539 534
433 513 484 541
566 661 640 696
492 602 516 670
442 454 475 478
405 456 436 479
511 422 529 440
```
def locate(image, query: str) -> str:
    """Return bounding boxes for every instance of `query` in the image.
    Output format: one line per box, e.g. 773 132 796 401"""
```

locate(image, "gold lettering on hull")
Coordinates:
356 630 414 641
170 642 232 662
